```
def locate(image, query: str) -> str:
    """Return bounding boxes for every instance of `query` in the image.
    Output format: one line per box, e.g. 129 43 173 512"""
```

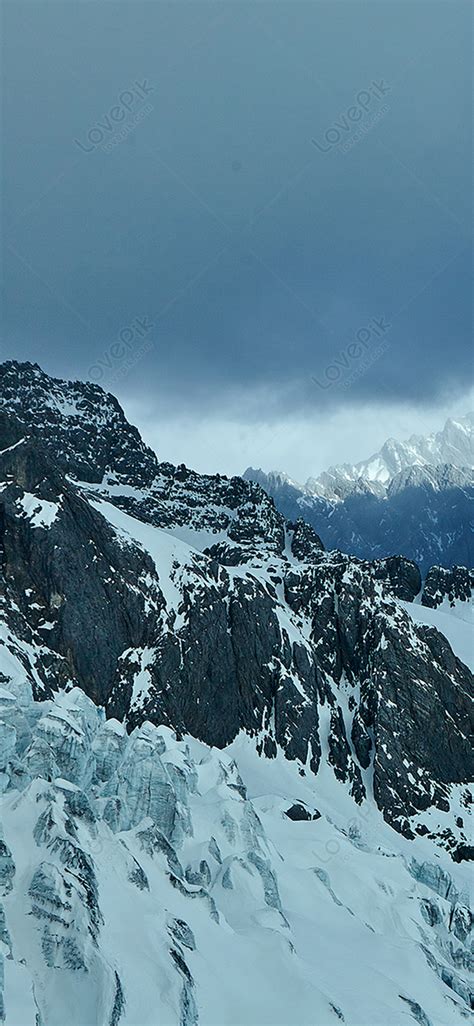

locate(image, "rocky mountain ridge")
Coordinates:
0 360 471 843
0 360 472 1026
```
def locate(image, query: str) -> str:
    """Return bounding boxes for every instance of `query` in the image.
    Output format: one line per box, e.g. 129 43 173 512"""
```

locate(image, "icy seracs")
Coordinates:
0 680 473 1026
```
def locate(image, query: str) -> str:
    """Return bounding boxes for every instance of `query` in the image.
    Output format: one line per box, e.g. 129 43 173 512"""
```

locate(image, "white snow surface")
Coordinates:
89 496 207 615
16 493 61 529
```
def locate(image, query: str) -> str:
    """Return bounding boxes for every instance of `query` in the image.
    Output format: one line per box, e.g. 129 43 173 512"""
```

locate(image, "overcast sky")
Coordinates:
2 1 472 479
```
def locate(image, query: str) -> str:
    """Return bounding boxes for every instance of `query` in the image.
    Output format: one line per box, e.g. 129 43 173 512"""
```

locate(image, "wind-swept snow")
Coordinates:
400 600 473 670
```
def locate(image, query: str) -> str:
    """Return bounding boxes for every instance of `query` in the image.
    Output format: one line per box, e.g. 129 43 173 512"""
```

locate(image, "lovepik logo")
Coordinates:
312 316 391 391
74 80 154 153
88 316 154 383
312 81 390 154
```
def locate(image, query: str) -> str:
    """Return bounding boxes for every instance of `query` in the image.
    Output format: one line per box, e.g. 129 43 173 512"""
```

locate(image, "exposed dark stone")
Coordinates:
451 845 474 864
0 361 159 486
284 803 320 821
422 565 473 610
351 710 372 769
327 708 365 804
285 804 311 821
287 519 325 561
0 439 164 706
372 555 421 601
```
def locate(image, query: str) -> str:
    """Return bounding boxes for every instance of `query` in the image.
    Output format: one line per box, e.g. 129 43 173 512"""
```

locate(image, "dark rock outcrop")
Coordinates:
372 555 421 601
422 565 473 609
284 803 320 821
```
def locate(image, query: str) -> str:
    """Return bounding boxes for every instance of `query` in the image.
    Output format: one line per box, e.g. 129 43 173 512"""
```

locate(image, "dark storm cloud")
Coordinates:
2 1 472 420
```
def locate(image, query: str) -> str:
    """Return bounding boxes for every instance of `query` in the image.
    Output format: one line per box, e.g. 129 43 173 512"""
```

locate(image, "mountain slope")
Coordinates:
0 364 471 840
0 361 472 1026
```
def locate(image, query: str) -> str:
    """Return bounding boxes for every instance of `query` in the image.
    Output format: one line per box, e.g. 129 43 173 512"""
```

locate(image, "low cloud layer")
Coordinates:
124 389 474 481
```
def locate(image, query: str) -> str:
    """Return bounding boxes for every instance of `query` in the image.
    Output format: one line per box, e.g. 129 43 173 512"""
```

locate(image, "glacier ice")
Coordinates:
0 680 472 1025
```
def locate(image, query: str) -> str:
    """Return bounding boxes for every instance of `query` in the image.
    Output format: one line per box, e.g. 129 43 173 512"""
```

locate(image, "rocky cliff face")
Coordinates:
0 360 472 848
422 565 474 610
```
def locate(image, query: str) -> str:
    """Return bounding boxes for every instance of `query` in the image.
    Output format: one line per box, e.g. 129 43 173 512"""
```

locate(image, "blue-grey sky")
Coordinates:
2 1 472 478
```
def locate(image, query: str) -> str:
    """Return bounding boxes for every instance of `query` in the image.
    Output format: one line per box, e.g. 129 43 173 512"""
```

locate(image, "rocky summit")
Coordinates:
0 361 472 1026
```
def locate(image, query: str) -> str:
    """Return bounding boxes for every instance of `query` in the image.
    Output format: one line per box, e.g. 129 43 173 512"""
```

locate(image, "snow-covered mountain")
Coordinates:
0 361 472 1026
244 415 473 572
306 414 473 499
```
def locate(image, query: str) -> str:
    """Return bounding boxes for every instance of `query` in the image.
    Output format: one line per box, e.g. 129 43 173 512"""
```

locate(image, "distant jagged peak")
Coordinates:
314 412 473 496
245 412 473 504
388 461 473 496
243 466 303 491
